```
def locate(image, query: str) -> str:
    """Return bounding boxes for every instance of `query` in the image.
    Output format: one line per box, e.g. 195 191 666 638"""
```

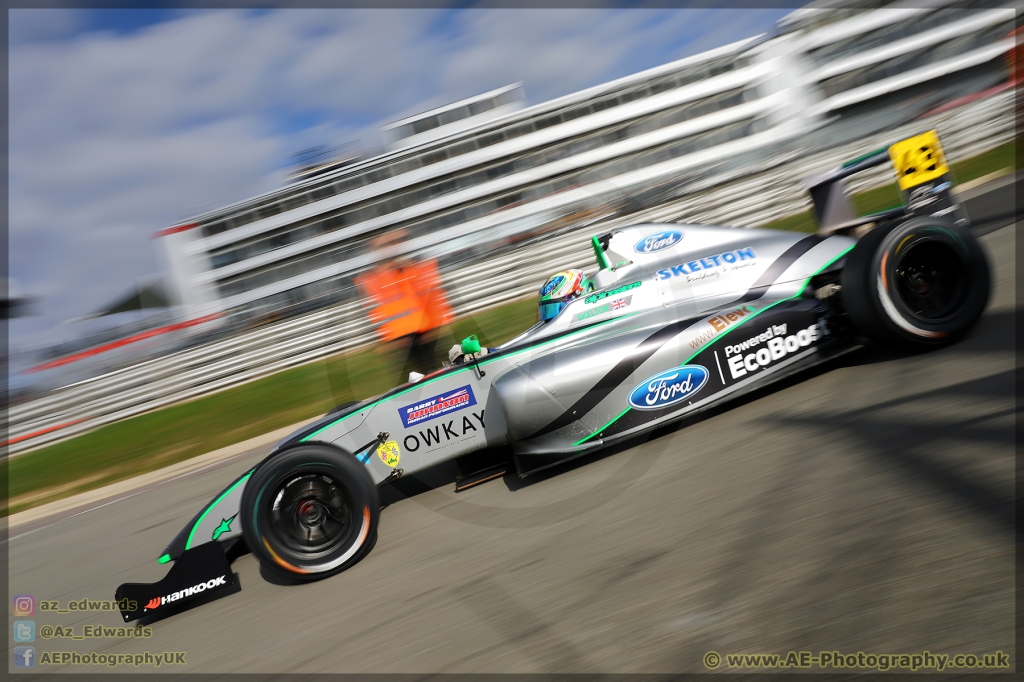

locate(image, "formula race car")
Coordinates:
117 130 989 622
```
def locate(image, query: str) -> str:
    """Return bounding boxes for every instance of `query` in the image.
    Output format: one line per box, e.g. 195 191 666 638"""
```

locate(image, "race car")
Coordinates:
117 130 990 622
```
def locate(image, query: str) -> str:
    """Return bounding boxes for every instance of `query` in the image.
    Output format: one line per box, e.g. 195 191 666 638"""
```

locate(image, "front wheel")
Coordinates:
241 444 379 582
841 216 990 348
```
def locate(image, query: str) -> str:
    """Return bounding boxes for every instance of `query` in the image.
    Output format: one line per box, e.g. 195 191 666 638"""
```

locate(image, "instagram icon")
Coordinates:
13 595 34 616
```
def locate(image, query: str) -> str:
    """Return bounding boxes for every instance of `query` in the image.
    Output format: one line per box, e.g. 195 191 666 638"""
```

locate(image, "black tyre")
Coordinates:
241 444 378 582
842 216 990 348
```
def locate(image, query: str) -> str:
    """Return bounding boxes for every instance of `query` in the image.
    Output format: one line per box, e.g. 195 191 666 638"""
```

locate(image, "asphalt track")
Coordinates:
7 183 1016 674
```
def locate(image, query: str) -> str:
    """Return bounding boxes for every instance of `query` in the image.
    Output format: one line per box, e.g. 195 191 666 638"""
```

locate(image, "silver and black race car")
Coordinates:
117 131 990 622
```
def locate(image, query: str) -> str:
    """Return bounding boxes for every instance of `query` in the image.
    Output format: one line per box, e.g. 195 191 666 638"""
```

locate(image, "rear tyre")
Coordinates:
241 444 378 582
842 216 990 348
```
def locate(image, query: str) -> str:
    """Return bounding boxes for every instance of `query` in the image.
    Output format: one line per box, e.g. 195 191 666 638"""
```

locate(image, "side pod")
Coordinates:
115 541 240 623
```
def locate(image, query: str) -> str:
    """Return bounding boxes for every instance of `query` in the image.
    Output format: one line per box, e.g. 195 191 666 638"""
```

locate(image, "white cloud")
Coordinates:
9 9 88 46
8 8 784 350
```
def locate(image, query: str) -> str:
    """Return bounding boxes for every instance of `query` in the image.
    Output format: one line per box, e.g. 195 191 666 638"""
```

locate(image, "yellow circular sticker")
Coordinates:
377 440 400 468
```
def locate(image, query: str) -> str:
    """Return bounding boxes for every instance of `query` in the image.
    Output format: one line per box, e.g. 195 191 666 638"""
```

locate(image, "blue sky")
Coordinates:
8 7 793 351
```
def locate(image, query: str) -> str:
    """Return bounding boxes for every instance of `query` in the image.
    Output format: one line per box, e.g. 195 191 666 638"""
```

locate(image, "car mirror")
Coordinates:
460 334 482 355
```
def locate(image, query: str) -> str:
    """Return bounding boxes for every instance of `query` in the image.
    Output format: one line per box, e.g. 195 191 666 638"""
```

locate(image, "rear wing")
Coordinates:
803 130 969 236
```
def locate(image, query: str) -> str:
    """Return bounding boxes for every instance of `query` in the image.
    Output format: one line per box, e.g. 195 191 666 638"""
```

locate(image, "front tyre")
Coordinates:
842 216 990 348
241 444 378 582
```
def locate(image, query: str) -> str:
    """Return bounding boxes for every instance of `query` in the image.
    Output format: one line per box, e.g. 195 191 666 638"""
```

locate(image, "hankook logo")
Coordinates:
146 575 228 610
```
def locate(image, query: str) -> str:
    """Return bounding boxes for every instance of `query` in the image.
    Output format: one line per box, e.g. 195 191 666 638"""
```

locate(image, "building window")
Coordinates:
194 52 749 240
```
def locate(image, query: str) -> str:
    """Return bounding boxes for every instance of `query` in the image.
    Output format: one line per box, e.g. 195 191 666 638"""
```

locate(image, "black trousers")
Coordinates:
396 331 439 383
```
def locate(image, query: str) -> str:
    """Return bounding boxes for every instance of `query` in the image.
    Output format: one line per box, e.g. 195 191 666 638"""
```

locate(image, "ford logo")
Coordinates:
634 230 682 254
628 365 709 410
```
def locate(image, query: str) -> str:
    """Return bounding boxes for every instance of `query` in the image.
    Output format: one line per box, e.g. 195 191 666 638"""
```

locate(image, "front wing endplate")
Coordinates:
115 541 240 623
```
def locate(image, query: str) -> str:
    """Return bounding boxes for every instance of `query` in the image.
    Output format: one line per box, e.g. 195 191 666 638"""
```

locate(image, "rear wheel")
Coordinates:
241 444 378 582
842 216 990 348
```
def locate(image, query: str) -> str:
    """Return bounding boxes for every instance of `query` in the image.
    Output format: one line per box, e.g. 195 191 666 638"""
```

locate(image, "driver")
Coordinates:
447 269 593 367
538 269 593 322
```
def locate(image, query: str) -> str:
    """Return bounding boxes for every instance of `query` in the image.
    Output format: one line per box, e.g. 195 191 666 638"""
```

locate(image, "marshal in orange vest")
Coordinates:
355 258 454 342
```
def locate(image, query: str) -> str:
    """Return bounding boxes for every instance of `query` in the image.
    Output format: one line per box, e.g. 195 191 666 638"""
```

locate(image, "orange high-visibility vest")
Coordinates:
355 259 453 341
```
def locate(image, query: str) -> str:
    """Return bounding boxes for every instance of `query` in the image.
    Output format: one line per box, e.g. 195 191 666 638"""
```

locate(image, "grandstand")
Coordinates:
156 33 794 325
157 0 1015 331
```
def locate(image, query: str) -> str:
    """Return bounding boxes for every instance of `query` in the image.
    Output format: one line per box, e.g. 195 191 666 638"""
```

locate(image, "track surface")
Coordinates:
8 211 1015 674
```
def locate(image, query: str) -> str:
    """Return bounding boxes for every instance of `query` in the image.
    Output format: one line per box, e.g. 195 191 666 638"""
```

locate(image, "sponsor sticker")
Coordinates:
143 575 228 612
211 514 237 541
687 305 757 351
722 320 827 380
403 410 485 452
584 281 641 305
573 295 632 325
628 366 709 410
634 230 683 253
377 440 401 467
399 385 477 428
656 247 757 280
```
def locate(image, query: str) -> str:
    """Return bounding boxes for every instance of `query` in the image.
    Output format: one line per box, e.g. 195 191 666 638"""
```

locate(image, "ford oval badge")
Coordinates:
634 230 682 254
628 365 709 410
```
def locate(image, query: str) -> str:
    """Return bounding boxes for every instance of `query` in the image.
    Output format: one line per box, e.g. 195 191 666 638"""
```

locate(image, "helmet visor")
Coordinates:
539 300 568 321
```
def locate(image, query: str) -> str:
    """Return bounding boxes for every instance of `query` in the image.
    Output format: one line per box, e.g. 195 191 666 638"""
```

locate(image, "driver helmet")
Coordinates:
538 269 593 321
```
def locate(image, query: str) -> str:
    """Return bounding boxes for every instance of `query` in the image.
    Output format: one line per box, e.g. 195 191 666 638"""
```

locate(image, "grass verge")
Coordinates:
7 298 538 516
8 141 1016 516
